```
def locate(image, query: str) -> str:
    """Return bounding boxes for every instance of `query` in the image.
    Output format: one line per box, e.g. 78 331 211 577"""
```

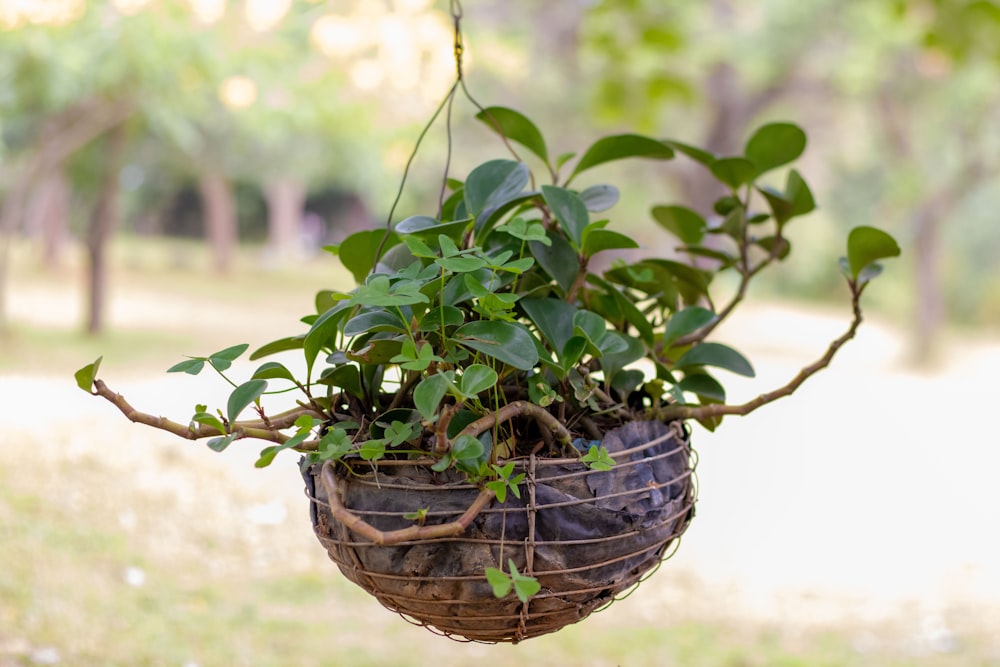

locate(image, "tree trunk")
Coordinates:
912 204 942 364
265 178 306 264
0 179 30 334
85 123 128 335
198 168 238 273
0 97 135 333
25 167 71 268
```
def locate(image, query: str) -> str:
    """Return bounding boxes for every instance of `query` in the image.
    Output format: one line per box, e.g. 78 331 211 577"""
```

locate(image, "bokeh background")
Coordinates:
1 1 998 665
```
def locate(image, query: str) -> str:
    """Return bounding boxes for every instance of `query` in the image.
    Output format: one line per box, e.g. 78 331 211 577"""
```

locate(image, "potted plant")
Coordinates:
76 106 899 643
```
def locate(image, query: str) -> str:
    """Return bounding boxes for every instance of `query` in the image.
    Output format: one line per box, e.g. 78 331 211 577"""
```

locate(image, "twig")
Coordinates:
321 463 495 545
456 400 574 451
659 283 864 422
91 379 325 449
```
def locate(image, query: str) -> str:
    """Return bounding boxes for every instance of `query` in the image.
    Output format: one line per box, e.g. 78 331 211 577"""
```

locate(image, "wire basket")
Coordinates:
304 419 696 643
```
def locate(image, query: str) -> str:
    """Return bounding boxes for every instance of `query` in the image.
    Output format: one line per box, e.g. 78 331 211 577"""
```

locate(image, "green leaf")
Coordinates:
521 298 577 355
460 364 499 397
710 157 757 189
226 379 268 424
318 364 362 396
541 185 590 247
846 226 901 280
317 429 353 461
486 478 509 503
436 254 488 273
674 342 755 377
347 338 404 365
207 433 237 453
579 184 619 212
744 122 807 176
475 106 549 163
496 216 549 245
414 372 453 421
569 134 674 181
662 306 716 346
192 411 226 434
485 567 513 599
581 444 616 471
508 560 541 603
455 321 539 370
210 343 249 365
343 310 407 337
586 275 654 345
167 358 205 375
417 306 465 331
559 336 587 372
530 232 578 292
573 310 607 349
251 362 296 382
582 228 639 257
651 205 706 244
785 169 816 219
74 356 102 392
451 433 484 462
359 439 387 461
679 373 727 402
394 215 470 246
339 230 399 284
464 160 530 219
664 139 715 165
305 302 351 376
250 335 306 360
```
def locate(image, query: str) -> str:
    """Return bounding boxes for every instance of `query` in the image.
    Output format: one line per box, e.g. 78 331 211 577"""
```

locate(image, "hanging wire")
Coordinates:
372 0 522 270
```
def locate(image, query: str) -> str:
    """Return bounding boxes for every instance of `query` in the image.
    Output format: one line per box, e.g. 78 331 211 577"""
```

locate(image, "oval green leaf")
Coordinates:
251 362 297 382
464 160 530 218
460 364 499 397
475 106 549 164
455 321 539 370
579 184 620 212
521 297 577 355
674 342 754 378
343 310 406 337
847 226 901 279
338 229 399 284
652 205 706 244
582 229 639 257
541 185 589 247
414 372 453 421
569 134 674 181
250 335 305 361
744 122 807 176
74 356 102 392
710 157 757 189
227 379 268 424
662 306 716 346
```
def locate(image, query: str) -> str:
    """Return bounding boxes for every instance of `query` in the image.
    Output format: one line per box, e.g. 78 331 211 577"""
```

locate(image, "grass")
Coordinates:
2 239 999 665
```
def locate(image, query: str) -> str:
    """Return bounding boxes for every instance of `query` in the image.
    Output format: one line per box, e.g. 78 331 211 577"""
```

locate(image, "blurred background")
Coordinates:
1 0 999 665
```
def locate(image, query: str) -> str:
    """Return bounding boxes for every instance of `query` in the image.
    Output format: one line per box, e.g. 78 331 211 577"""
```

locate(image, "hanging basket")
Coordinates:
303 419 696 643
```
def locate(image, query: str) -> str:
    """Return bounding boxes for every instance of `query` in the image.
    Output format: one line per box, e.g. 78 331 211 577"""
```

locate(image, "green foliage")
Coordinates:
77 105 898 496
485 559 541 603
581 445 617 471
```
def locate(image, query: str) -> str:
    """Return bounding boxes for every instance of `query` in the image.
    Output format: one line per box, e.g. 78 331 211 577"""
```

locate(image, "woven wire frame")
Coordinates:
305 420 697 643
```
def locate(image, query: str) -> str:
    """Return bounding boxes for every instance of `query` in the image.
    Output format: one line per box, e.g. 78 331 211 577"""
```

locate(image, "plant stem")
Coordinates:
321 463 496 545
456 400 574 451
659 283 864 422
91 379 325 449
